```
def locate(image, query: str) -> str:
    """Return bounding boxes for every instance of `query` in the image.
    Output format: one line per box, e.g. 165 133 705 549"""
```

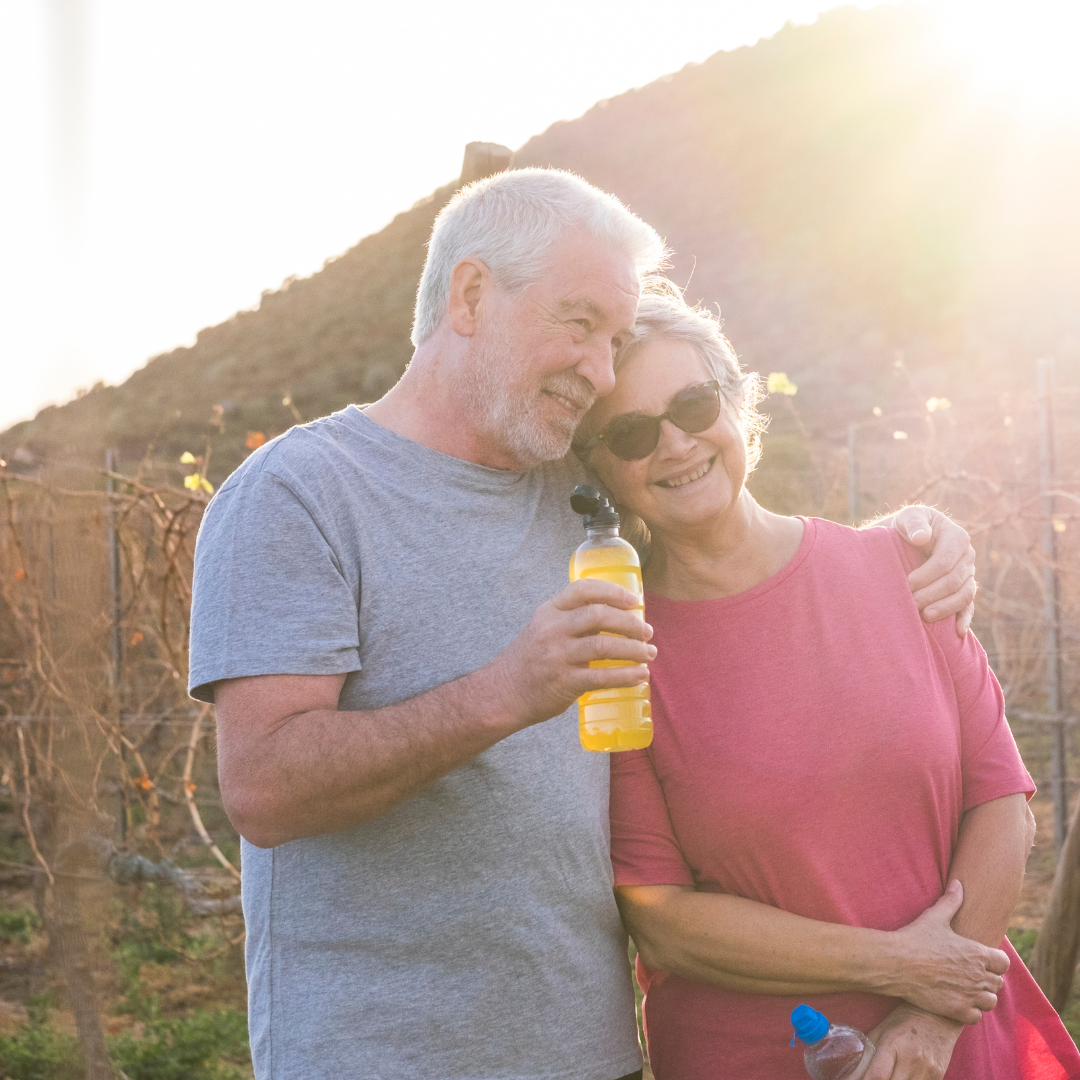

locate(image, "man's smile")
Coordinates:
542 387 592 419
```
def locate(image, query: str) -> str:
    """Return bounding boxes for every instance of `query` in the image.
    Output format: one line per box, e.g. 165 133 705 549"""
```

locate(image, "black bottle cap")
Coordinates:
570 484 621 530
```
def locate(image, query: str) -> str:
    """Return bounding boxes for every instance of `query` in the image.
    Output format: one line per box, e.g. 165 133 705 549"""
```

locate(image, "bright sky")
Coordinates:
1 0 1078 432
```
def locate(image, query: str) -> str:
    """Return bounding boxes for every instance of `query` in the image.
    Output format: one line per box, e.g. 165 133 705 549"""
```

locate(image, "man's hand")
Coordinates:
490 578 655 728
885 880 1007 1024
217 579 655 845
892 506 976 636
864 1003 964 1080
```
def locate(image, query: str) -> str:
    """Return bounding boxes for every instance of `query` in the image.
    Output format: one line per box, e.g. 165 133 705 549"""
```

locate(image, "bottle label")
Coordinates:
576 567 643 604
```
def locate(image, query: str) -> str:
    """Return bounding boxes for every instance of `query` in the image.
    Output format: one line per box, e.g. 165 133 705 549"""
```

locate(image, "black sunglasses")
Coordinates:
576 381 723 462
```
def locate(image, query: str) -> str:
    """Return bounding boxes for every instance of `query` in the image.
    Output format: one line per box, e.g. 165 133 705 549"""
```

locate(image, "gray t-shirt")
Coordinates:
188 406 641 1080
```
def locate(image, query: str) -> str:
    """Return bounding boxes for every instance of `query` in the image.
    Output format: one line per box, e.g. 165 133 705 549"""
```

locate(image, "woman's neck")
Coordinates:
643 492 805 600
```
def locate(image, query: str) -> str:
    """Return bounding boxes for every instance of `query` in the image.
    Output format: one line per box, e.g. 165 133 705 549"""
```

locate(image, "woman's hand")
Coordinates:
864 1004 963 1080
884 880 1008 1024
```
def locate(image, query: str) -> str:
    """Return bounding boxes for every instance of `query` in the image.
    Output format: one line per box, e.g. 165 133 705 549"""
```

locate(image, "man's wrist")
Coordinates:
859 511 894 531
464 656 535 736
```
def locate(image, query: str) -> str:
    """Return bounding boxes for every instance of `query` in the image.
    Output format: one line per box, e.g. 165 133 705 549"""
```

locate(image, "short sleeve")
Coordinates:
928 619 1035 811
188 465 361 702
887 530 1035 811
610 749 695 887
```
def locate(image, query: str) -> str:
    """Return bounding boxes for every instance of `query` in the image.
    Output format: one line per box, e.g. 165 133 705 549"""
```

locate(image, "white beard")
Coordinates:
462 320 596 468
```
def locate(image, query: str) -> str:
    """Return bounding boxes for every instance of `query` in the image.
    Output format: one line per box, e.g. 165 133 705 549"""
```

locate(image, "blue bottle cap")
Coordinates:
790 1004 830 1046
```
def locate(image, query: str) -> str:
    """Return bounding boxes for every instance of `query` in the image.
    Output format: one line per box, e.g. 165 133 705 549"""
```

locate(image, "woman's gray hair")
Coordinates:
411 168 668 346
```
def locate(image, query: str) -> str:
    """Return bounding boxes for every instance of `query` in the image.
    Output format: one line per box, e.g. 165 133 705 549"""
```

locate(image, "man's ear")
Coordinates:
447 257 490 338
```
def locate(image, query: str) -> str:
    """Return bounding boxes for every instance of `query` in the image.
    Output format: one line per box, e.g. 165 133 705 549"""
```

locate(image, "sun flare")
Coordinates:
929 0 1080 117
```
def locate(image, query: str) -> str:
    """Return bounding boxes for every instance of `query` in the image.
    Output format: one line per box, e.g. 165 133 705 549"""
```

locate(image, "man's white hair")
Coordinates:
411 168 667 346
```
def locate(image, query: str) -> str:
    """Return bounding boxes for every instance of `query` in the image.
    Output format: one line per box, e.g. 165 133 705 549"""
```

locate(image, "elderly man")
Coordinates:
188 168 976 1080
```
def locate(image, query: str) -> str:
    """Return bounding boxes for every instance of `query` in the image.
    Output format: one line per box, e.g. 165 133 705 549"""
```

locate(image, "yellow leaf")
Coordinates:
767 372 798 396
199 476 215 494
180 451 196 464
183 473 200 491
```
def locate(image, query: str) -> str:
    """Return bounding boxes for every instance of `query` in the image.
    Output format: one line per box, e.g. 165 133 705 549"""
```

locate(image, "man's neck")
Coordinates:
364 346 528 471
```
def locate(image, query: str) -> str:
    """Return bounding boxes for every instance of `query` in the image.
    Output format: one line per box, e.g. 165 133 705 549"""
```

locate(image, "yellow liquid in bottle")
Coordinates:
569 534 653 752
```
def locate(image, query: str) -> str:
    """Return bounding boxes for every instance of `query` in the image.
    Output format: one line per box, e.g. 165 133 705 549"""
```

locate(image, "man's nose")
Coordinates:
574 340 617 398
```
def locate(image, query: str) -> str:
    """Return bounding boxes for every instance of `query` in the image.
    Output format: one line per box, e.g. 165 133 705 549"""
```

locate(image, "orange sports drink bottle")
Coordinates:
569 485 652 752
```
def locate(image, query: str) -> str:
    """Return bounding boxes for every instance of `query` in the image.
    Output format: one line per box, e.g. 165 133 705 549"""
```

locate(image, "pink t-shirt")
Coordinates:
610 518 1078 1080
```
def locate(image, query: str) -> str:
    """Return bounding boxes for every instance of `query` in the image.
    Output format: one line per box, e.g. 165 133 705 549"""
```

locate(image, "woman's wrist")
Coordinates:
862 927 915 997
865 1004 964 1080
887 1002 964 1039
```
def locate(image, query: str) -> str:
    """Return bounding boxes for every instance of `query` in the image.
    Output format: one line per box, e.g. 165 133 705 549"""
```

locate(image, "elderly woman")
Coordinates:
574 284 1080 1080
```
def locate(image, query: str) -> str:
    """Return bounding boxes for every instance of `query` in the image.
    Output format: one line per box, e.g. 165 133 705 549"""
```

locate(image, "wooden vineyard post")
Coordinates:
1033 792 1080 1010
459 142 513 187
51 855 116 1079
1030 357 1076 1010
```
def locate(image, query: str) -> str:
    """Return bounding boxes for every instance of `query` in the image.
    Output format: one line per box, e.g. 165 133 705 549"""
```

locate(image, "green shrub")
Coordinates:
0 997 82 1080
0 1004 250 1080
110 1010 250 1080
0 827 34 866
1007 926 1038 965
0 906 40 945
111 884 224 1019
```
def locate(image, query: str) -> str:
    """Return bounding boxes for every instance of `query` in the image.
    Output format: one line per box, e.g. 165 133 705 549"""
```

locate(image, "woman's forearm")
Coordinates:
616 881 1007 1023
617 881 894 989
614 796 1030 1014
617 886 898 993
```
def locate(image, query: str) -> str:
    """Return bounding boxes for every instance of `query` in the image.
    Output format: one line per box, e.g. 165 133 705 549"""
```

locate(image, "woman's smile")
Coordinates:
654 456 716 489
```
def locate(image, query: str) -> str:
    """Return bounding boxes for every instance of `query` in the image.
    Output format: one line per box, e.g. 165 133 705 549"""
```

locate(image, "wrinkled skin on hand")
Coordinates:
889 881 1007 1024
490 576 655 728
892 506 976 636
864 1003 963 1080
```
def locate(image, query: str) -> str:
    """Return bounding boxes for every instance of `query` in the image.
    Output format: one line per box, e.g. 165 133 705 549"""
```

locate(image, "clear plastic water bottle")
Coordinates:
790 1004 875 1080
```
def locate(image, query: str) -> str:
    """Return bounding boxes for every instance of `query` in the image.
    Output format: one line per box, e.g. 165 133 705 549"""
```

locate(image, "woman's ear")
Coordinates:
447 258 489 338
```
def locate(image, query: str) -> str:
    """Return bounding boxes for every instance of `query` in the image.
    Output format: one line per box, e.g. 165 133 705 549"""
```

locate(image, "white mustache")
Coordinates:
541 375 595 414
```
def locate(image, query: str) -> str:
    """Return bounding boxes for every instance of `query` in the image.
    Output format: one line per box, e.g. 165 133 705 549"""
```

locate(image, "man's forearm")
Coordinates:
216 577 655 848
217 665 523 847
